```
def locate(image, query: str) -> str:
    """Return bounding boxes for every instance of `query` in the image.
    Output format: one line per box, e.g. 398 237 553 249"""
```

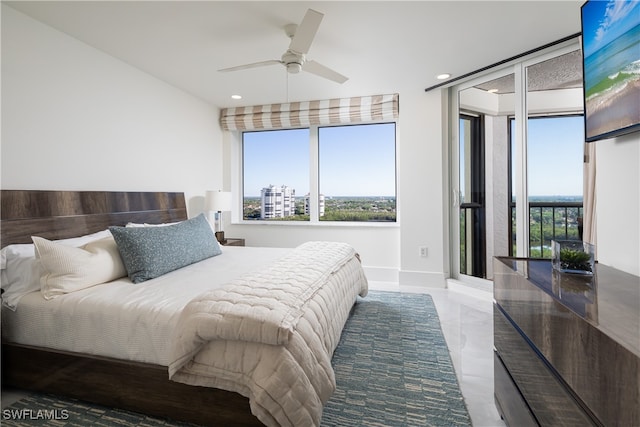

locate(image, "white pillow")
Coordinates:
0 229 112 310
33 236 127 300
56 229 112 246
1 243 40 310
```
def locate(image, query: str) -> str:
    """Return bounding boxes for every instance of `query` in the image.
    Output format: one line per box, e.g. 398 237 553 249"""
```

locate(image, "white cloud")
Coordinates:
595 0 639 42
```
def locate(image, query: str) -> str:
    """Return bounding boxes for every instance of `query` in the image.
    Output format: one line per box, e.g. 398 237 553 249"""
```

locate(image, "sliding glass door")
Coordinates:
450 40 583 282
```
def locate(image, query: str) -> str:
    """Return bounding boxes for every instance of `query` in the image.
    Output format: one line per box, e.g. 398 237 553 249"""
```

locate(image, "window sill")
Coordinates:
233 220 399 228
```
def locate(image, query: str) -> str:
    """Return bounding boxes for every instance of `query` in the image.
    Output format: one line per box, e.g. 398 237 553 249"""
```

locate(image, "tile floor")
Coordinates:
2 283 506 427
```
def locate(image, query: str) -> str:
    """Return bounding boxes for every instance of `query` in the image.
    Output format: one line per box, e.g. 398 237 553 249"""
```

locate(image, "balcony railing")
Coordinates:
510 201 583 258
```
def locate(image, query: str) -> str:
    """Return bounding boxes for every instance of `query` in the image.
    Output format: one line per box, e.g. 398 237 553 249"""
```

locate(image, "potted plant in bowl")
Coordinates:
552 240 595 275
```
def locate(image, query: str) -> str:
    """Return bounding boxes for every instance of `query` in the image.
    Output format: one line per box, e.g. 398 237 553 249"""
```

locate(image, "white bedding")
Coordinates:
169 241 368 427
1 246 290 365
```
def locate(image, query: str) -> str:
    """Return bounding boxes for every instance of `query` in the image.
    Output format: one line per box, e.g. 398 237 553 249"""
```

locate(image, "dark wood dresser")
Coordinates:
493 257 639 427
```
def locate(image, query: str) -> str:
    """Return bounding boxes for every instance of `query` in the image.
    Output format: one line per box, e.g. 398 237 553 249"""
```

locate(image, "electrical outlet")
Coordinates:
419 246 428 257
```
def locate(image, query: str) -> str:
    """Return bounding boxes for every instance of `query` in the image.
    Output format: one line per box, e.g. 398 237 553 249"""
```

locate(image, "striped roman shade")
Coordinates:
220 93 398 131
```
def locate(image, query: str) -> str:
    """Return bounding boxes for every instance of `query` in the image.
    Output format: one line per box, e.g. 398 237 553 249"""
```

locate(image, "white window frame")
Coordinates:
231 121 399 227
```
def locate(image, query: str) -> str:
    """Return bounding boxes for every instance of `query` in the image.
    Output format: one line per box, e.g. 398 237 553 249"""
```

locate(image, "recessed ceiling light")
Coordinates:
436 73 451 80
231 94 242 100
488 89 499 94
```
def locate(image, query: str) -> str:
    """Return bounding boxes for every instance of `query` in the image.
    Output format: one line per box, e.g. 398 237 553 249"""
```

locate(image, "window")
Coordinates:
242 128 309 221
242 123 396 223
319 123 396 222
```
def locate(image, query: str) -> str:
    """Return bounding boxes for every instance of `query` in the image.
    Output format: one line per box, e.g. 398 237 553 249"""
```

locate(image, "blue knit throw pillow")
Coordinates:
109 214 221 283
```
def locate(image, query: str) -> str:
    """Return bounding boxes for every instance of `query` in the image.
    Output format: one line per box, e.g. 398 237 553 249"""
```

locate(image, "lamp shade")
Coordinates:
205 190 232 212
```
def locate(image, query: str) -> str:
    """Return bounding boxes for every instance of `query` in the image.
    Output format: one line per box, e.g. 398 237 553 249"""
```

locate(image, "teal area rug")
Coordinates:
321 291 470 426
2 291 471 426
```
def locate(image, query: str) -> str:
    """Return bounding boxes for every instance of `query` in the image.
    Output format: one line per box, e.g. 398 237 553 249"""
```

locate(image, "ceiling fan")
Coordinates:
218 9 348 84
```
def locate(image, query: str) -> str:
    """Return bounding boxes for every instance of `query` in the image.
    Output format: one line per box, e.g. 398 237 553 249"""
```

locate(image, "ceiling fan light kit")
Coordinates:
219 9 348 84
282 50 304 73
286 62 303 74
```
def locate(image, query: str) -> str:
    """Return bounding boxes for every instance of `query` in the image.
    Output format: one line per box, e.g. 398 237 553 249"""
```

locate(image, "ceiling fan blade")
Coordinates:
288 9 323 54
303 60 349 84
218 60 282 72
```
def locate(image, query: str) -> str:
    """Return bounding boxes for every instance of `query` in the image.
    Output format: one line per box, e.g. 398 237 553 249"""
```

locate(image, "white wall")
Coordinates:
596 133 640 276
398 90 447 287
1 5 222 214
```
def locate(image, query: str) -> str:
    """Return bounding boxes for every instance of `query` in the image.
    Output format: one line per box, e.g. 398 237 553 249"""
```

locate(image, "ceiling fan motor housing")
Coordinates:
282 50 304 73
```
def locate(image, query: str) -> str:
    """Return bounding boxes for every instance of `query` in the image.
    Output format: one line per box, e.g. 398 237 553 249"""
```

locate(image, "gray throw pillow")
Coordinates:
109 214 222 283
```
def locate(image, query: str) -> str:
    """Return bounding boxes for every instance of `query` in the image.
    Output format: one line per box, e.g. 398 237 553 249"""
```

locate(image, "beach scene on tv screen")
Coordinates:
582 0 640 140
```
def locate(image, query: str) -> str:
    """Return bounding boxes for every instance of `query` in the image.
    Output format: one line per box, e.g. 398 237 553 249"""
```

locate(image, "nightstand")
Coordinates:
221 238 245 247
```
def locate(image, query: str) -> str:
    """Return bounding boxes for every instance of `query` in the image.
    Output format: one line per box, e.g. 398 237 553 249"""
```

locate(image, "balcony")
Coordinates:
510 201 584 258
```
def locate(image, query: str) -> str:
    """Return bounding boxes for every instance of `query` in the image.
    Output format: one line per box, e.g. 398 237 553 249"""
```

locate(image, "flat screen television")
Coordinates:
580 0 640 142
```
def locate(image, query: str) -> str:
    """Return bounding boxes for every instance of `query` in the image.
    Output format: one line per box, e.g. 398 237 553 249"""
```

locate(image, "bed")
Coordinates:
0 190 368 426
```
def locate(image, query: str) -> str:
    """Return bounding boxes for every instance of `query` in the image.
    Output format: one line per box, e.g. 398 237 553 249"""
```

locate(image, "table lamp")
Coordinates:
205 190 232 243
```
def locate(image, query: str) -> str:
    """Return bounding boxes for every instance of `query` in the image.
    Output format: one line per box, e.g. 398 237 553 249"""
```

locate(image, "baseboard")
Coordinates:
399 270 446 288
362 266 399 283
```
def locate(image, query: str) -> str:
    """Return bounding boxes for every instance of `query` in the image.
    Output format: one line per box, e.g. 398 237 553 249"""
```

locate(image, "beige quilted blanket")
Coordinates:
168 241 368 427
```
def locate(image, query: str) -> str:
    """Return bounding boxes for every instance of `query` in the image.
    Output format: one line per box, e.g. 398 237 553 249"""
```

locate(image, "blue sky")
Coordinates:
514 116 584 197
243 128 309 197
243 123 396 197
582 0 640 58
244 118 582 199
319 124 396 197
460 115 584 199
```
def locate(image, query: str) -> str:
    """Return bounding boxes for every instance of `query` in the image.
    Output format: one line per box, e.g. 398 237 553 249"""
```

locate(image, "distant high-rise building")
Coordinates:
261 185 295 219
304 193 325 217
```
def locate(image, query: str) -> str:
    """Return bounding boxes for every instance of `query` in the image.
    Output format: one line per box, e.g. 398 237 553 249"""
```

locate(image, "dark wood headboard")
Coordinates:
1 190 187 247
